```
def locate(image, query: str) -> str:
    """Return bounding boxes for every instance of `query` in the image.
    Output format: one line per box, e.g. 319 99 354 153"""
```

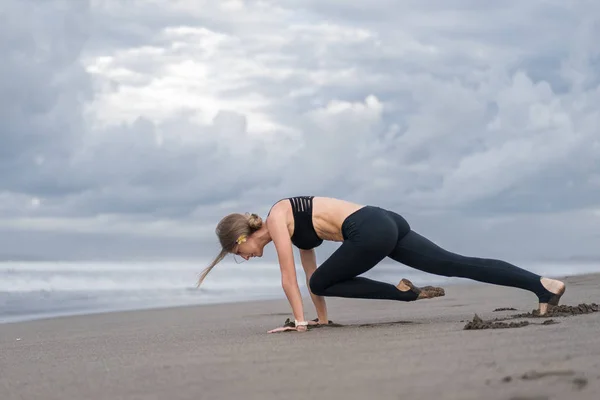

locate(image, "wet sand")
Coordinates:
1 273 599 400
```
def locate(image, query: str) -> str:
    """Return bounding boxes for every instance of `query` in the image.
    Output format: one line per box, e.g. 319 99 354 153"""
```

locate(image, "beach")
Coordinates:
1 273 599 400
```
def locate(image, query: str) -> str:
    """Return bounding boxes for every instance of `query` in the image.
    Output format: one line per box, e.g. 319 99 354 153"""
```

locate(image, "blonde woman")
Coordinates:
199 196 566 333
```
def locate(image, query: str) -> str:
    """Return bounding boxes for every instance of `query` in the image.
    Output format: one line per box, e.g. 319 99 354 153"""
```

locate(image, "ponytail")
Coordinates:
197 248 227 288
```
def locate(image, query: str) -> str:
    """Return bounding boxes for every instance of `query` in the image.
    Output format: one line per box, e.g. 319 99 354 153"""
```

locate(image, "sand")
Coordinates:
1 273 599 400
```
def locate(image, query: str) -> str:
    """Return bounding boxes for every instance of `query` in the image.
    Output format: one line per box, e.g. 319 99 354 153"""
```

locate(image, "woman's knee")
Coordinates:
308 271 328 296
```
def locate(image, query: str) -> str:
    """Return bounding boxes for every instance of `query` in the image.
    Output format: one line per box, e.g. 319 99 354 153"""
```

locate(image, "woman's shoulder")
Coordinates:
267 197 290 217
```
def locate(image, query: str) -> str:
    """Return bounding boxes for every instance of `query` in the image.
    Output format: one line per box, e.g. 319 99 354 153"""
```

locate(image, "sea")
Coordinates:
1 259 598 324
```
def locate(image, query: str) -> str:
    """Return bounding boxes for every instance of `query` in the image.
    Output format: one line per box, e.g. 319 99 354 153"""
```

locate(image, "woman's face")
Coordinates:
233 235 264 260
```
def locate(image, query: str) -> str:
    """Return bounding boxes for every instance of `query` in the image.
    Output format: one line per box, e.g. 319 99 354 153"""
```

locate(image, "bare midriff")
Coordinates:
274 196 366 243
311 197 365 242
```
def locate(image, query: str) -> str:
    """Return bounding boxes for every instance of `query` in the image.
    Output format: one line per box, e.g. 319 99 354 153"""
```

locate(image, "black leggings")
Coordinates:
309 206 553 302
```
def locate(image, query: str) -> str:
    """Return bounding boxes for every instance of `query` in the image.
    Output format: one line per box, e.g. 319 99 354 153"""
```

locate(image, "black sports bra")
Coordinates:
269 196 323 250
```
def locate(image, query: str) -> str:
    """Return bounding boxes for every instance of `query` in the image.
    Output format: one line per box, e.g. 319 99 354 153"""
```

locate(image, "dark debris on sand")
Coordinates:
506 303 599 320
463 314 530 330
493 307 518 312
465 303 598 330
542 319 558 325
531 303 597 317
283 318 343 329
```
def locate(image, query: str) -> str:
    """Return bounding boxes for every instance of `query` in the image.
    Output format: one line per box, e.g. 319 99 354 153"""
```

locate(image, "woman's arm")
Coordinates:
299 248 328 323
267 208 306 326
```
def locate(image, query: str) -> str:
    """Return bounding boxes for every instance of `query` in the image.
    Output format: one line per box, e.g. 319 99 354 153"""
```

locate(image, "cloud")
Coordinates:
1 0 599 261
0 0 93 196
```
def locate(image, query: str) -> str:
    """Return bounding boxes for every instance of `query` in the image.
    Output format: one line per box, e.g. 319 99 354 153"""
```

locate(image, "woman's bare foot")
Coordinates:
538 277 566 315
397 278 445 300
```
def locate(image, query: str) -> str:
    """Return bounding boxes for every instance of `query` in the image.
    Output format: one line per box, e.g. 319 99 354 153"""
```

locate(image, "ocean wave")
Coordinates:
0 273 283 293
0 261 283 293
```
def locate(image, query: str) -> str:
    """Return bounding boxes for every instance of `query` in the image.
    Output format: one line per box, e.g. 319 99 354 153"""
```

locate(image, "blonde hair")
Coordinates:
197 212 263 287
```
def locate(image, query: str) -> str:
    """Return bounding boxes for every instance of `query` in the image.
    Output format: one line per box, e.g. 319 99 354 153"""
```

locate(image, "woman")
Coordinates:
198 196 566 333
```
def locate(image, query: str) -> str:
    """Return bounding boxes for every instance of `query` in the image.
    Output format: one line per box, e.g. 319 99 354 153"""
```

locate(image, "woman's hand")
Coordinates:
267 324 308 334
268 318 310 333
268 317 334 333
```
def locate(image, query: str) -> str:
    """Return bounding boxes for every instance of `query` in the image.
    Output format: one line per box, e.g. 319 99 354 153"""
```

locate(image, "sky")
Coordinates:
1 0 600 264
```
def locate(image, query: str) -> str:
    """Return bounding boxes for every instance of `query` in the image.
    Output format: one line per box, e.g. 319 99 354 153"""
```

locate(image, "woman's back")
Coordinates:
308 196 365 242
